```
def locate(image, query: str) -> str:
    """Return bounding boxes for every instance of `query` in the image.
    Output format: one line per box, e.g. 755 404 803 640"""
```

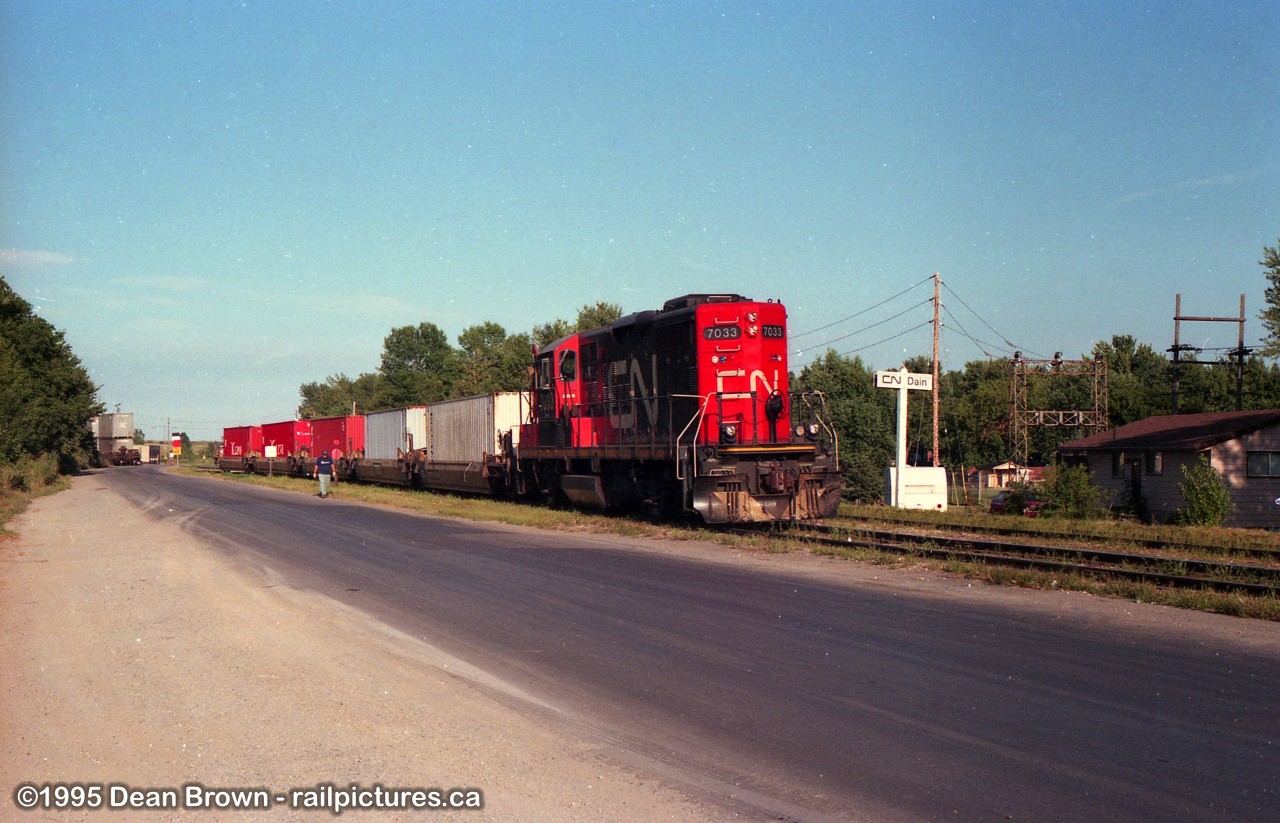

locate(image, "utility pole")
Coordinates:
1169 293 1249 413
931 273 941 467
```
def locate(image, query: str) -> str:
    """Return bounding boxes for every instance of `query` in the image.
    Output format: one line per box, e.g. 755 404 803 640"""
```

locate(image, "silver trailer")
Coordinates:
96 412 134 439
419 392 528 493
365 406 429 460
350 406 430 486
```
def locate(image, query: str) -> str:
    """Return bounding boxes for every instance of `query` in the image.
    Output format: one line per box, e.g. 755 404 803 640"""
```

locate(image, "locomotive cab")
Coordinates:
519 294 842 522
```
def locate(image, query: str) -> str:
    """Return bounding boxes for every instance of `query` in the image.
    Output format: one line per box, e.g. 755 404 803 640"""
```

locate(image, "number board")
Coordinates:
703 325 741 340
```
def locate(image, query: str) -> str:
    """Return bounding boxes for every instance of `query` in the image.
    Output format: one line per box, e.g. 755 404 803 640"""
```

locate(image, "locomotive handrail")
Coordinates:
673 392 715 482
800 390 840 470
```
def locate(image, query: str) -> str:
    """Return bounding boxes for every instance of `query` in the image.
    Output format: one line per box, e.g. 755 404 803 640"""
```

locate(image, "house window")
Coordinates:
1111 452 1126 478
1145 452 1163 475
1247 452 1280 478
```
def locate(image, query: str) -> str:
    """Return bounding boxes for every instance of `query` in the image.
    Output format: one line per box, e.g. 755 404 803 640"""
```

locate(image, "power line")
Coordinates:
790 274 1051 368
789 275 934 341
941 280 1048 359
792 298 934 356
941 305 1019 359
837 321 934 358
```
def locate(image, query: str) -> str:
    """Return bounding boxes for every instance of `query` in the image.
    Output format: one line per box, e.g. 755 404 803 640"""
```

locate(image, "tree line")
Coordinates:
300 305 1280 504
297 301 623 417
0 276 101 481
302 240 1280 503
6 238 1276 504
793 337 1280 501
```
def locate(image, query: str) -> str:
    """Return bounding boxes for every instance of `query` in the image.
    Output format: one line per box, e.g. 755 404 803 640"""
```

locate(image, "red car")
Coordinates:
989 490 1041 516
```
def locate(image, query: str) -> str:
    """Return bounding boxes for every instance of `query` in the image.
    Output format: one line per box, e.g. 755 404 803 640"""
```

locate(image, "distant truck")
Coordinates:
137 444 161 464
109 446 141 466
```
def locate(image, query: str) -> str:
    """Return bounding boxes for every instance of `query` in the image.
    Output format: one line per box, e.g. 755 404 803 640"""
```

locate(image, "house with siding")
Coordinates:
1058 409 1280 528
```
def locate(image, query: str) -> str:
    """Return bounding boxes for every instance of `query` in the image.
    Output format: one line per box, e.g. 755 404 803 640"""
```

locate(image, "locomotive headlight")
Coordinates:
805 422 821 440
746 311 758 323
720 423 738 444
746 325 759 338
794 424 806 439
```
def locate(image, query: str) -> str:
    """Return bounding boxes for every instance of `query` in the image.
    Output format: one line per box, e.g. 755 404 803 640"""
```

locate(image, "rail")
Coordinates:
829 514 1280 561
734 522 1280 598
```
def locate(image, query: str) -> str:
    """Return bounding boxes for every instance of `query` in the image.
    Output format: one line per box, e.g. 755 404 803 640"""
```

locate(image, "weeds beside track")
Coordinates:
779 523 1280 598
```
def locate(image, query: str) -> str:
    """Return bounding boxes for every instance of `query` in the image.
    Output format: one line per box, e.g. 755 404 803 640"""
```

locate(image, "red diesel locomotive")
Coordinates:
219 294 842 523
513 293 841 521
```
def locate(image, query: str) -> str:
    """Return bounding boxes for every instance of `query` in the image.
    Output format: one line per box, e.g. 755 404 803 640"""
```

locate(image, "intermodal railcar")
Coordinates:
218 294 842 523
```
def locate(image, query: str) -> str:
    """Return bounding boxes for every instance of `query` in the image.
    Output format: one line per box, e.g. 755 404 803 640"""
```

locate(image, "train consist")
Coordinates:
218 294 843 523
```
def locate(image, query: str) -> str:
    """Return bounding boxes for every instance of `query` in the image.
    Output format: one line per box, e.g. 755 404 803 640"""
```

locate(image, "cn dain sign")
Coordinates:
874 370 933 391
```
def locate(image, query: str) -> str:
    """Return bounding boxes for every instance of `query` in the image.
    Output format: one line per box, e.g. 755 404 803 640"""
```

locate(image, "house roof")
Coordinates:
1059 409 1280 453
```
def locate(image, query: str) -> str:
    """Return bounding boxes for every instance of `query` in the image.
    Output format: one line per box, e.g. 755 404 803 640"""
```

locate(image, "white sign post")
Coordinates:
874 368 935 508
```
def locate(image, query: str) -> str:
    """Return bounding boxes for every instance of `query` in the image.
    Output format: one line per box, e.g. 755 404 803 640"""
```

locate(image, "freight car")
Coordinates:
218 294 842 523
109 446 142 466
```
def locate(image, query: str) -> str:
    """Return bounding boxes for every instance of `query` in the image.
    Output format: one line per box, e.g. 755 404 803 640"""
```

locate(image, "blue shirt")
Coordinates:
315 455 335 475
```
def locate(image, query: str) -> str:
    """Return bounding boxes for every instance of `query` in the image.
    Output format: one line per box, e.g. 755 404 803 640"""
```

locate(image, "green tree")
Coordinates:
532 302 624 348
1173 455 1233 527
1090 335 1168 425
938 358 1010 470
1258 238 1280 357
574 301 623 332
531 318 573 348
1038 464 1107 519
0 276 102 470
376 322 459 406
300 373 383 417
455 322 531 395
133 427 146 443
794 350 894 502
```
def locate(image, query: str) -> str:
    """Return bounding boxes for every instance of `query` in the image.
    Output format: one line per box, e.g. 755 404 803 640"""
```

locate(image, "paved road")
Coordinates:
106 469 1280 822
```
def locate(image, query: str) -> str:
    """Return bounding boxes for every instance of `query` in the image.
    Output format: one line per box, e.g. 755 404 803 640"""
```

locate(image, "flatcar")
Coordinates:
218 294 842 523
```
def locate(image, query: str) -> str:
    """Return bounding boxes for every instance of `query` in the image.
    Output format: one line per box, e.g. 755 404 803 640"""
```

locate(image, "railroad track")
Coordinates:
735 522 1280 598
829 515 1280 561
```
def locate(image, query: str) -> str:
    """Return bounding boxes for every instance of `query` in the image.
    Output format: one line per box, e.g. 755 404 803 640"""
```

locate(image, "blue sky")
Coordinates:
3 1 1277 440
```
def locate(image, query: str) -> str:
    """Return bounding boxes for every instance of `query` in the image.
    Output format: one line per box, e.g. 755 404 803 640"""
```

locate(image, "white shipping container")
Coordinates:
883 466 949 511
98 412 134 439
428 392 528 463
365 406 429 461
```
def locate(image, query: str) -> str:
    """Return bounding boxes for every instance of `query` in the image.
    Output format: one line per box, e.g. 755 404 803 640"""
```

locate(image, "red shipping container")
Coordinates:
309 415 365 459
261 419 312 458
222 425 263 458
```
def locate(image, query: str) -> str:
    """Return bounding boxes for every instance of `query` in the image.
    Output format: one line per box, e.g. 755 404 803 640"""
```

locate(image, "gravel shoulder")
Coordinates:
0 473 717 822
3 472 1277 822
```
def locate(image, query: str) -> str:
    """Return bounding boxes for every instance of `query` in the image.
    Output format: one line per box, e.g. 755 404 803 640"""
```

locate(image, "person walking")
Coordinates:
314 450 336 498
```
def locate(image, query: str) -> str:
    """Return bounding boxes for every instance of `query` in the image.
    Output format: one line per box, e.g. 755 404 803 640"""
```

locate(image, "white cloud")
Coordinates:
0 248 75 268
1109 164 1280 208
116 275 214 292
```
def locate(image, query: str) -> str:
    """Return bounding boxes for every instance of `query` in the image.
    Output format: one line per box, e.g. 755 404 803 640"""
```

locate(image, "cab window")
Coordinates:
559 350 577 381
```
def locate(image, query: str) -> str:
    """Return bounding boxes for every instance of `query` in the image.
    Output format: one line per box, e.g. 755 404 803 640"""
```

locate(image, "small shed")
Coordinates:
969 462 1045 489
1058 409 1280 528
